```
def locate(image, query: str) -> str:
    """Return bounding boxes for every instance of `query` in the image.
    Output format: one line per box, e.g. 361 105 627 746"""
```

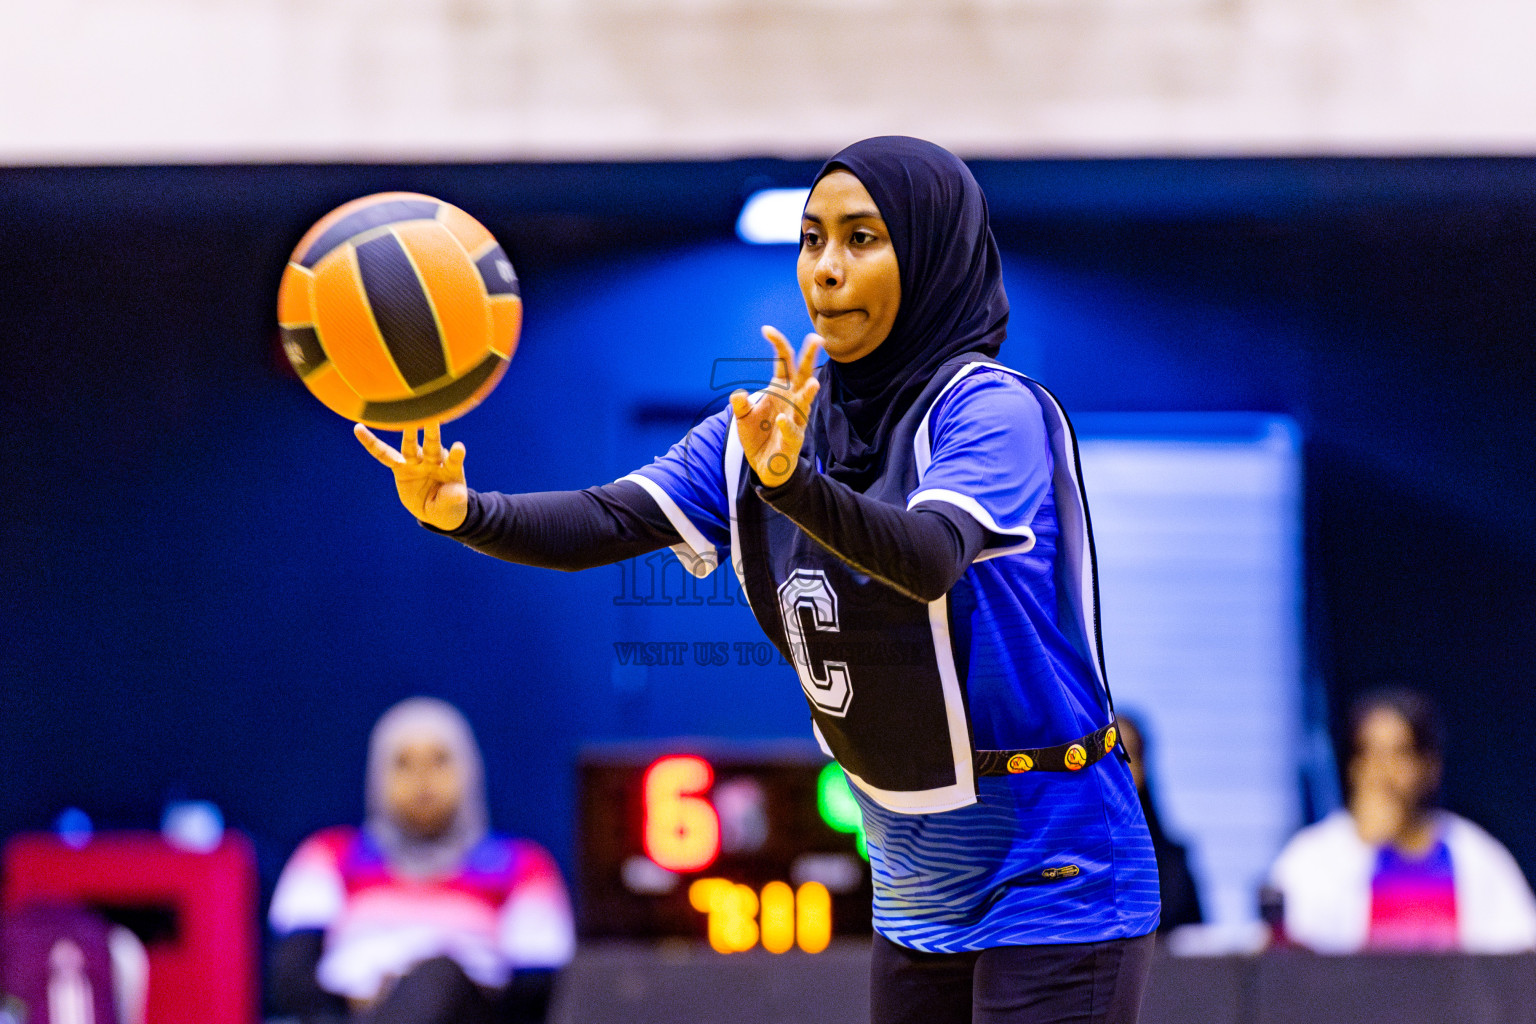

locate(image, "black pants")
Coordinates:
356 956 499 1024
355 956 557 1024
272 929 557 1024
870 932 1155 1024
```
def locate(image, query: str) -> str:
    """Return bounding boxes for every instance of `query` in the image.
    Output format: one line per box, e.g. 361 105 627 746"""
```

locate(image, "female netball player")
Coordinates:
356 136 1160 1024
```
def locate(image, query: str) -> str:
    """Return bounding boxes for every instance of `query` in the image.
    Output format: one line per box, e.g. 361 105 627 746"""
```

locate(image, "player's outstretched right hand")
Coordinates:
354 421 469 532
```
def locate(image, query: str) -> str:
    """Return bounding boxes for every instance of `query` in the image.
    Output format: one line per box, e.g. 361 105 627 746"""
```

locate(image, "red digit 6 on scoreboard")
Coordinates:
642 755 721 872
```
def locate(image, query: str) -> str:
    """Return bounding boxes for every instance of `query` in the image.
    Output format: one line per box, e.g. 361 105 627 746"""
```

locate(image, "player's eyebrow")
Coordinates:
801 210 883 225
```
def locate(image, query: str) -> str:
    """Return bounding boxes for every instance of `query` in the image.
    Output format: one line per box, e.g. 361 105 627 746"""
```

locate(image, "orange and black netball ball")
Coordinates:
277 192 521 428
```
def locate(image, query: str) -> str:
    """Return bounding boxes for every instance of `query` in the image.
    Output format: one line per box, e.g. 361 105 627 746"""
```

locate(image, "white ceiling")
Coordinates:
4 0 1535 164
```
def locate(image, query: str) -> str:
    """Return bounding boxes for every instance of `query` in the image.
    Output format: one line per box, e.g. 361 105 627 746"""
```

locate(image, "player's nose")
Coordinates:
813 247 844 289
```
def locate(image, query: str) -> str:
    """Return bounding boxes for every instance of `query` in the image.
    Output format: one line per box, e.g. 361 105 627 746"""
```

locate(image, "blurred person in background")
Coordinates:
1116 714 1203 934
268 697 574 1024
1268 687 1536 953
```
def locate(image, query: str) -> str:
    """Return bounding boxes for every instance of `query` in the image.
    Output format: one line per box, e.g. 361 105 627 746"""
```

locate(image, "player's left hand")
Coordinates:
354 420 470 531
731 327 822 488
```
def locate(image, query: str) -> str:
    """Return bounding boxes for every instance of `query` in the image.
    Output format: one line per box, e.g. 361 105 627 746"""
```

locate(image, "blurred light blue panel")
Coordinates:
736 189 811 244
1075 414 1302 928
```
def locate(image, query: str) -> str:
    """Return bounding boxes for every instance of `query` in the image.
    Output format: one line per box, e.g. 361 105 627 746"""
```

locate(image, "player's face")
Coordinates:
385 736 465 839
1350 708 1439 811
798 170 901 363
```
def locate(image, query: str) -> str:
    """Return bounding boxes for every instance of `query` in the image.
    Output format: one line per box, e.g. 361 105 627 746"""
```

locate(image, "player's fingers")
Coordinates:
762 325 794 383
446 441 467 475
355 423 407 467
793 376 820 422
730 389 753 420
401 427 420 462
796 333 823 384
422 422 443 464
775 411 801 443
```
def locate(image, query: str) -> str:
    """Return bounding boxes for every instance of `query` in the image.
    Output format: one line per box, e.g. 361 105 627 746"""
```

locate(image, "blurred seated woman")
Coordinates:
269 697 575 1024
1268 687 1536 954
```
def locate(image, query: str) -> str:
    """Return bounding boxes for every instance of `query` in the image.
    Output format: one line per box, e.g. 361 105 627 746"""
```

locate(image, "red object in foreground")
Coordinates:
2 830 258 1024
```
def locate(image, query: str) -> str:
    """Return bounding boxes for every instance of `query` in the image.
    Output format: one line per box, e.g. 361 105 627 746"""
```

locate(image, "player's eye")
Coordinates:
799 228 822 248
851 228 878 245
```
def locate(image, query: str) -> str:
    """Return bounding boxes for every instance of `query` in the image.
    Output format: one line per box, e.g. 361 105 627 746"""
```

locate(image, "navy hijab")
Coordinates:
806 136 1009 489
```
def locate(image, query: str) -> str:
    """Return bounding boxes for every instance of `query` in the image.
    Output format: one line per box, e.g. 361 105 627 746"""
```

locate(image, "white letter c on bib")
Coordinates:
777 569 853 717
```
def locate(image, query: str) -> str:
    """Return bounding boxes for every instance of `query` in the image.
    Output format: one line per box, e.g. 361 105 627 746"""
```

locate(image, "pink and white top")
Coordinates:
269 825 575 1000
1270 809 1536 954
1366 837 1458 950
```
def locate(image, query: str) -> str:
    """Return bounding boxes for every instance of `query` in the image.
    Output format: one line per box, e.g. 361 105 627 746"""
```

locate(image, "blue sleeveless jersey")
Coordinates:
624 362 1160 950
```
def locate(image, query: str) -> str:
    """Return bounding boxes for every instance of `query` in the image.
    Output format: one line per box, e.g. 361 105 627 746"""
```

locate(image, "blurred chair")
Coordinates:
2 830 258 1024
0 904 146 1024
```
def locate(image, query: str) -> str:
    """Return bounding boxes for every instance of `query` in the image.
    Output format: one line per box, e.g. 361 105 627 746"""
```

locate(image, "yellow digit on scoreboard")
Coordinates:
760 881 795 954
796 881 832 953
690 877 833 954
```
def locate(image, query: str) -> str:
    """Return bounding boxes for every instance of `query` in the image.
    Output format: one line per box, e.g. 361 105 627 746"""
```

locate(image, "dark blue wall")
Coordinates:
3 159 1533 916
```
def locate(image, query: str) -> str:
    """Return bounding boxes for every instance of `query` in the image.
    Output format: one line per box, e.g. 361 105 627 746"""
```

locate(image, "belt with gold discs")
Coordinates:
973 720 1122 776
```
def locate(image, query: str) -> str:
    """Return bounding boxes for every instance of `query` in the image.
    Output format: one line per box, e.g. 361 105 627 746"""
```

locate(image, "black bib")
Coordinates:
728 355 1001 812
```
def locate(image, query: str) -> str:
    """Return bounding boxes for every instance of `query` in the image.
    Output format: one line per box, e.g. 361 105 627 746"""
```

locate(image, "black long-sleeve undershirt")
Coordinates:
437 467 989 602
754 458 987 602
439 479 679 571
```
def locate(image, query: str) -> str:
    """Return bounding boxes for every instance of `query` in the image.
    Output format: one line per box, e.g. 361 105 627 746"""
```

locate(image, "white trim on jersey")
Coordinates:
810 721 836 758
911 361 1037 563
1022 379 1110 701
619 473 719 579
913 361 992 478
905 487 1037 561
723 424 751 608
831 597 976 813
912 361 1112 703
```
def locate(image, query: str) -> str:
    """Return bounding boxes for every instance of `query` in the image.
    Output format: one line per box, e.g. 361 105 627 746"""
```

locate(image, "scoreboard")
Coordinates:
576 741 872 953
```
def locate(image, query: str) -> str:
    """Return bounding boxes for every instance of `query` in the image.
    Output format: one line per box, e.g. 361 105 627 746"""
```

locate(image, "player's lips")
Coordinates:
815 308 863 319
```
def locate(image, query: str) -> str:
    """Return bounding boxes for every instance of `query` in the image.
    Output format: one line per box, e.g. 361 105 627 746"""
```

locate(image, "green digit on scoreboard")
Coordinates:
816 762 868 859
